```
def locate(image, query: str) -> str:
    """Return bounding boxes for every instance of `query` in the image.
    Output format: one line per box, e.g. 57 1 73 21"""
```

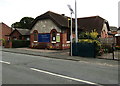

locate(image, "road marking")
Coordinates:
0 61 10 64
30 68 102 86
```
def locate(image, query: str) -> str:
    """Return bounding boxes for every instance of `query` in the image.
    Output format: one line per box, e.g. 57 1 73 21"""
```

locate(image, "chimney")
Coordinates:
62 14 65 16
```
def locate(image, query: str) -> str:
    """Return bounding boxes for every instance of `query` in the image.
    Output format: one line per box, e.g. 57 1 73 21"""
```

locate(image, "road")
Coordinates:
1 51 118 85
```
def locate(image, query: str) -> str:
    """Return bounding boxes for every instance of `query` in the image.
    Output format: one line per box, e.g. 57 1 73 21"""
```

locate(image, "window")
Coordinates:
67 30 70 41
33 30 38 41
52 31 56 41
68 18 71 28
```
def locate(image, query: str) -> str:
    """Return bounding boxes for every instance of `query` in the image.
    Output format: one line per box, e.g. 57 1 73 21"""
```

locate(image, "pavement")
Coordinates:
1 47 119 66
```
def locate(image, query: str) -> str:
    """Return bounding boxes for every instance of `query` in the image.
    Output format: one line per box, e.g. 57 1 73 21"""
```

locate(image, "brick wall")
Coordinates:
0 23 12 46
10 30 21 40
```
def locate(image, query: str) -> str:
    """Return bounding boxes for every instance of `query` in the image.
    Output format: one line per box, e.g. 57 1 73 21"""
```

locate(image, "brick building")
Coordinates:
0 22 12 46
30 11 110 49
9 28 30 40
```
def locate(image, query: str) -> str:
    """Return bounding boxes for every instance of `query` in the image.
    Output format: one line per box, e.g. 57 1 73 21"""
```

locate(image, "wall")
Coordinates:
31 19 61 33
10 30 21 40
30 19 72 49
0 23 12 46
2 23 12 40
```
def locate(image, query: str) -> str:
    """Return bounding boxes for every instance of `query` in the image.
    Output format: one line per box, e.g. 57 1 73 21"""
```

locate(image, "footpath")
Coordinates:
1 47 119 67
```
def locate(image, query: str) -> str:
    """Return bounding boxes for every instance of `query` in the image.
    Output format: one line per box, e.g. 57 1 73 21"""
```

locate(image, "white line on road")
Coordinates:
30 68 102 86
0 61 10 64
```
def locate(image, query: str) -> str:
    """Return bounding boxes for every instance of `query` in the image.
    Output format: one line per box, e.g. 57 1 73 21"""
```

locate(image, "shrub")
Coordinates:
101 44 113 53
78 29 98 40
12 40 30 48
0 39 5 46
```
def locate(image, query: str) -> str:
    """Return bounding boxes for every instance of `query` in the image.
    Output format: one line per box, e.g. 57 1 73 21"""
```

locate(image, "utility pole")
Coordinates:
75 0 78 43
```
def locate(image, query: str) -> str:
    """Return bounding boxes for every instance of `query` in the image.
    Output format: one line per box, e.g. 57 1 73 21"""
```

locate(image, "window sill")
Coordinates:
66 41 70 43
34 41 38 42
51 41 56 43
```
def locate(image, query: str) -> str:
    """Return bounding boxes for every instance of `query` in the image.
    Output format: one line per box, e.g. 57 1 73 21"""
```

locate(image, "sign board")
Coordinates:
56 33 60 42
38 34 50 42
56 35 60 42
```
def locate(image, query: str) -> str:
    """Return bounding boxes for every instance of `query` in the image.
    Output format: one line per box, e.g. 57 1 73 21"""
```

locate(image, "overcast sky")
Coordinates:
0 0 119 27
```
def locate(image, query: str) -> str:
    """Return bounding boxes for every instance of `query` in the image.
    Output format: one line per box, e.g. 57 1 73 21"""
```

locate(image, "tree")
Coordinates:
11 22 22 28
11 17 34 29
78 29 98 39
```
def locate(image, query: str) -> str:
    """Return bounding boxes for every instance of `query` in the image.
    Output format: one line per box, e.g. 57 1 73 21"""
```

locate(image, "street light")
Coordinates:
67 5 74 56
75 0 78 43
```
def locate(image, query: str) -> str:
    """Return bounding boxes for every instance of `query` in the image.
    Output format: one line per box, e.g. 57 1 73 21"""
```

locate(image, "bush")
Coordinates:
12 40 30 48
0 39 5 46
101 44 113 53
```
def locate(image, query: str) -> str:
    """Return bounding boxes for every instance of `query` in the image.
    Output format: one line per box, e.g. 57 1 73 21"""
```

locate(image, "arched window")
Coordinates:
33 30 38 41
51 29 57 42
52 31 56 41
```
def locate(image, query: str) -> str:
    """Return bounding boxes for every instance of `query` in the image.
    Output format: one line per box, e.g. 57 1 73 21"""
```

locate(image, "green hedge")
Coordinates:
12 40 30 48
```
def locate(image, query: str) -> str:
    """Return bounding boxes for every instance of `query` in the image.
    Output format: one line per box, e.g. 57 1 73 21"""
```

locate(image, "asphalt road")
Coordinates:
1 51 118 85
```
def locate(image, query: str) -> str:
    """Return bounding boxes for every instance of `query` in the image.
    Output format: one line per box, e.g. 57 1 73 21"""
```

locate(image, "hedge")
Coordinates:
12 40 30 48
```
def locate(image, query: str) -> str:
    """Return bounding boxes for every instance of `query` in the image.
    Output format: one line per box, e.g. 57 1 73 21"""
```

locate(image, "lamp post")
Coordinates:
67 5 74 56
75 0 78 43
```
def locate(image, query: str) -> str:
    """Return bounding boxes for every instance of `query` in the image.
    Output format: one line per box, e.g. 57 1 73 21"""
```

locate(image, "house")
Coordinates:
9 28 30 40
108 26 118 37
0 22 12 46
30 11 73 49
30 11 110 49
77 16 110 38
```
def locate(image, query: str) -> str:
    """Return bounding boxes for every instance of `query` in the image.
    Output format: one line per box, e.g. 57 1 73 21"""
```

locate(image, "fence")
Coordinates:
72 43 96 58
98 38 116 44
97 38 119 60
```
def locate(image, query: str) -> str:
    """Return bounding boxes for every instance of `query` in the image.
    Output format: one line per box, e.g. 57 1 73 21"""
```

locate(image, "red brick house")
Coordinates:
30 11 73 49
30 11 110 49
0 22 12 46
9 28 30 40
77 16 110 38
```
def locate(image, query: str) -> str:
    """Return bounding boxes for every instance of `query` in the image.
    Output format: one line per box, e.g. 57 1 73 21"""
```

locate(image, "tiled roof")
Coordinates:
109 26 118 31
31 11 75 29
31 11 110 34
78 16 110 34
15 28 30 35
9 28 30 36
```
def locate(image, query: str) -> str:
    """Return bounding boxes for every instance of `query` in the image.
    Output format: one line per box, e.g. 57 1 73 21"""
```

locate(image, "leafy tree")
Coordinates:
20 17 34 29
11 17 34 29
11 22 22 28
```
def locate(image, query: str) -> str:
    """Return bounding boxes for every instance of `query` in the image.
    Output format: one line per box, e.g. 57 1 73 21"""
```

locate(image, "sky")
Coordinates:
0 0 119 27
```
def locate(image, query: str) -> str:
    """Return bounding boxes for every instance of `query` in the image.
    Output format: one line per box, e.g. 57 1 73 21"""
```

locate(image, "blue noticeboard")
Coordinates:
38 34 50 42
